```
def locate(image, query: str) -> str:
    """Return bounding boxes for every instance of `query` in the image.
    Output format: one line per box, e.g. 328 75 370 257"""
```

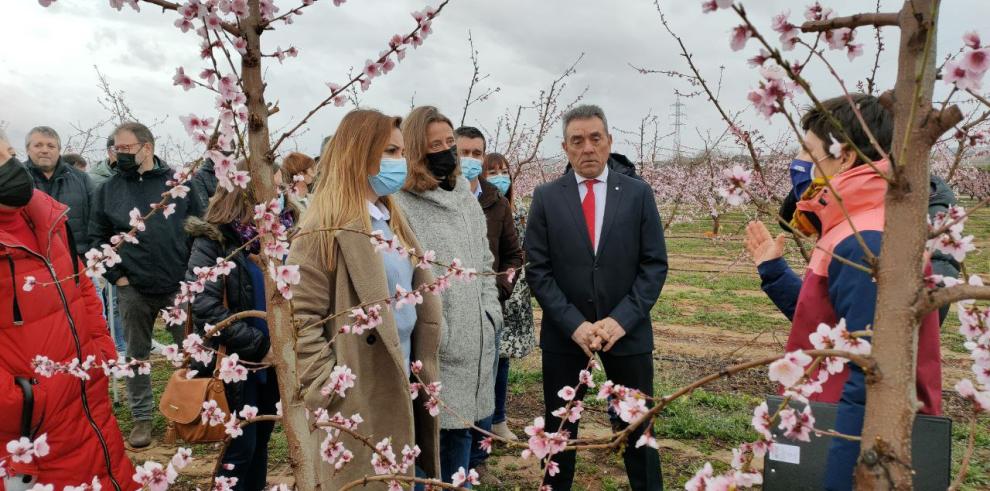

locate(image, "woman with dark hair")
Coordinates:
479 152 535 442
290 109 442 488
395 106 502 484
184 162 297 490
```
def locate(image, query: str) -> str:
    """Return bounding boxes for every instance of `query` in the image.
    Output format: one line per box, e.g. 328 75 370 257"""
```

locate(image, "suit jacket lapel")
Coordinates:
560 174 595 256
597 170 624 254
336 225 405 373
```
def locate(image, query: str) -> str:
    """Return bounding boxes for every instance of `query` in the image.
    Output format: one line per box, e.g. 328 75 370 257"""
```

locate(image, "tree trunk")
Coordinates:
242 1 318 488
855 2 939 488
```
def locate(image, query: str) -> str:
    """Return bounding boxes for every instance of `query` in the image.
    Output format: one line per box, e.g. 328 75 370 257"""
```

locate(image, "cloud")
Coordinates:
4 0 988 162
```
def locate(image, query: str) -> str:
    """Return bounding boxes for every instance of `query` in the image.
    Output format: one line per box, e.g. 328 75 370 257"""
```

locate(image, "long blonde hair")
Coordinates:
300 109 415 268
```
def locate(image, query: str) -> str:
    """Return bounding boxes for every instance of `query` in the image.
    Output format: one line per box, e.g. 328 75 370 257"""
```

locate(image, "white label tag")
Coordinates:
769 443 801 464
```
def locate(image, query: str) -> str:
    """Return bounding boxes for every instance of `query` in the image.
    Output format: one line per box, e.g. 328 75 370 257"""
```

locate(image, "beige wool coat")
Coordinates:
289 223 442 488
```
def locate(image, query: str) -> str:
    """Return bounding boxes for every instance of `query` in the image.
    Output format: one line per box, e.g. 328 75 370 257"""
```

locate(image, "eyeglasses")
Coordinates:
113 142 144 153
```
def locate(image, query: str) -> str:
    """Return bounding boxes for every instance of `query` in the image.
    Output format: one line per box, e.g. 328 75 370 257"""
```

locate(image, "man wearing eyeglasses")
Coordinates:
88 121 203 449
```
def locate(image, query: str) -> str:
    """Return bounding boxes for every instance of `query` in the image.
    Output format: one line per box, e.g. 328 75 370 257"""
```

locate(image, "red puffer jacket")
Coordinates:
0 190 137 490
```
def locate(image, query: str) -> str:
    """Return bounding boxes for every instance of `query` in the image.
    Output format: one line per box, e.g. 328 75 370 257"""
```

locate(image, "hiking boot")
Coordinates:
492 421 518 441
129 420 153 448
474 463 502 487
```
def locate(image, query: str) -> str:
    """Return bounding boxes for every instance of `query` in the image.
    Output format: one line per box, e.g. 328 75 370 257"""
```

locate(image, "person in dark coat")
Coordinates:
526 105 668 490
184 170 294 490
88 121 203 448
188 157 219 215
24 126 95 255
454 127 524 482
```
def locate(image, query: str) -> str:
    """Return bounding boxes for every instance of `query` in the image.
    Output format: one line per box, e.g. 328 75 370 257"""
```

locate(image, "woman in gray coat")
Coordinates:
394 106 503 485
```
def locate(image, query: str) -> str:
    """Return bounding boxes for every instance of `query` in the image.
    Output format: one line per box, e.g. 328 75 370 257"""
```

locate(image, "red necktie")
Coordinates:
582 179 597 249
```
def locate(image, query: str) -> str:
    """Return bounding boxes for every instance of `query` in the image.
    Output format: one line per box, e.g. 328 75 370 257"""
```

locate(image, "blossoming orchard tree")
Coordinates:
8 0 990 490
698 0 990 489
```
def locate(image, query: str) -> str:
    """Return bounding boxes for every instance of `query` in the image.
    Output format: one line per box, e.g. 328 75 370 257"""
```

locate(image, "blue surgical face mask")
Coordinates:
789 159 814 199
461 157 483 181
369 158 408 197
277 192 286 211
488 175 511 196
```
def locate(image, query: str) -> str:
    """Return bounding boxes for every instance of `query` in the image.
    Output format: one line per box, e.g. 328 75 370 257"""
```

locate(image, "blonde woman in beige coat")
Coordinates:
289 109 442 488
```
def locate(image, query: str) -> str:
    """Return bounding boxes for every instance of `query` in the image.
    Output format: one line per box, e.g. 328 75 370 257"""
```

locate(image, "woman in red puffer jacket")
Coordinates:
0 151 137 490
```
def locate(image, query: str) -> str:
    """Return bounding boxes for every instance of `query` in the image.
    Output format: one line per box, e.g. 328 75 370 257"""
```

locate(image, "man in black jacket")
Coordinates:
89 121 202 448
526 105 668 490
24 126 94 255
188 157 218 215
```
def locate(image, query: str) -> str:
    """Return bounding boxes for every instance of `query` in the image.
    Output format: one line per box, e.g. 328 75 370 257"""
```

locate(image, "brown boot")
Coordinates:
129 420 153 448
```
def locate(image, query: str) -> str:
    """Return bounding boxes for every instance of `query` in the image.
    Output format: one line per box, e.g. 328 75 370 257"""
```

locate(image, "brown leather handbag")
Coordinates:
159 298 232 444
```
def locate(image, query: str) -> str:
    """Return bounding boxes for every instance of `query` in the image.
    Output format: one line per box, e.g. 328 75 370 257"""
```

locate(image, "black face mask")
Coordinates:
116 153 139 173
425 148 457 181
0 160 35 208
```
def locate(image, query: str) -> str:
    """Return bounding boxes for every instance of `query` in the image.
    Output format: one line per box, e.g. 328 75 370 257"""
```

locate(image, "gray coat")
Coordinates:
396 177 503 429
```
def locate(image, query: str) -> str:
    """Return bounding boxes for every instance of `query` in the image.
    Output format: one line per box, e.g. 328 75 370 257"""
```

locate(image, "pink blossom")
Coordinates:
685 462 715 491
127 208 147 231
956 379 990 413
730 25 753 51
170 447 193 470
751 402 773 440
718 164 753 206
828 134 844 159
769 350 813 387
224 414 243 438
771 11 801 51
219 353 249 383
132 461 177 491
778 405 816 441
557 385 577 401
321 365 357 399
395 284 424 309
635 431 659 449
546 460 560 476
479 436 494 454
618 395 648 423
961 48 990 74
964 31 982 50
201 399 227 426
451 467 479 487
173 67 195 91
944 60 983 92
552 400 585 423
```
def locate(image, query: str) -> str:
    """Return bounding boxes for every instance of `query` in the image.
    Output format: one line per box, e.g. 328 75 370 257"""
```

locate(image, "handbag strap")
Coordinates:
212 344 228 379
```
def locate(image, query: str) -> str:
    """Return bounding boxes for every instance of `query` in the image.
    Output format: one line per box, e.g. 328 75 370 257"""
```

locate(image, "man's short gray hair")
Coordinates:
562 104 609 138
25 126 61 149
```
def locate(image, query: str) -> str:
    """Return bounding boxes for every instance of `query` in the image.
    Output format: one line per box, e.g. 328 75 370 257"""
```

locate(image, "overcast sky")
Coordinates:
3 0 988 164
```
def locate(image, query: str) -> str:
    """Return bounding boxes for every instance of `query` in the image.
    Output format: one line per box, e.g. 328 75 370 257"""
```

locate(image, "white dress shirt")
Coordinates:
575 164 609 253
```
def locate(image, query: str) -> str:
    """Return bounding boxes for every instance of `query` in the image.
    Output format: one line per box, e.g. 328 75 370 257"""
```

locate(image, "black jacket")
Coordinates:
183 217 271 369
478 179 524 303
88 157 203 295
188 159 218 216
28 158 94 254
525 169 668 356
563 152 642 181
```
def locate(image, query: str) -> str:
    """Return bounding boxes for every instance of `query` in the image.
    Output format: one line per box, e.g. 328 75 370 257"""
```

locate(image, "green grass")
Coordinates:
652 387 760 445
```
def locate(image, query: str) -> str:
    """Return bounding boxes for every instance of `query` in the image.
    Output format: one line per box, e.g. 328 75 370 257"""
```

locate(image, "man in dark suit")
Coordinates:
525 104 668 490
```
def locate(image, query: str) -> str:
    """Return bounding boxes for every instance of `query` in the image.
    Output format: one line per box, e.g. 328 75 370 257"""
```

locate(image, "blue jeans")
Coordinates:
220 368 278 491
97 280 126 354
469 416 493 469
493 357 510 424
439 428 473 487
